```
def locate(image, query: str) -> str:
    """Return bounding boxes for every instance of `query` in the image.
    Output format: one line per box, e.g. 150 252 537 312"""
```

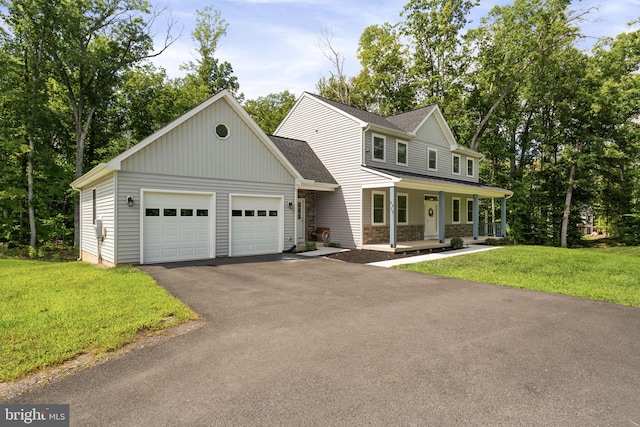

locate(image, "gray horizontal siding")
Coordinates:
116 171 295 263
362 112 478 183
81 174 115 263
277 95 368 247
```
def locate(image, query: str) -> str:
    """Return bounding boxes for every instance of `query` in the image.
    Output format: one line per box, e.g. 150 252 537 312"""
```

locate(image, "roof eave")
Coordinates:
299 180 340 191
70 163 116 189
365 123 414 140
397 177 513 197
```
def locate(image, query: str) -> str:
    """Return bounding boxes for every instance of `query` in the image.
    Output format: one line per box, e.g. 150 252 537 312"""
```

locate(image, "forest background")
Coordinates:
1 0 638 255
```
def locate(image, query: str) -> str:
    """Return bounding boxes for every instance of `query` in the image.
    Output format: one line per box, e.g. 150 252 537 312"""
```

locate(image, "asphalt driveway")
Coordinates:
8 256 640 426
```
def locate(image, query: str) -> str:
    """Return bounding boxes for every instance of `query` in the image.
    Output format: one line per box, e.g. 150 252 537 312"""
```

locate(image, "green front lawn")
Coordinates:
398 245 640 307
0 260 198 382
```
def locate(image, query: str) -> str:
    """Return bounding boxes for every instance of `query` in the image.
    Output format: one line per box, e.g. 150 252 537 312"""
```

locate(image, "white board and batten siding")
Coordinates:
120 97 293 185
276 94 377 248
80 174 115 264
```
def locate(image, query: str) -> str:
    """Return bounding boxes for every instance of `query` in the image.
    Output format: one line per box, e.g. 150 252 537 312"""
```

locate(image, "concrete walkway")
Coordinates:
297 245 348 257
368 244 502 267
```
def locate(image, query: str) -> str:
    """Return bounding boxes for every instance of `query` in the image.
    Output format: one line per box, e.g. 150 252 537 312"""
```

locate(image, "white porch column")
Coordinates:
501 197 507 237
473 194 479 240
390 186 397 248
438 191 445 243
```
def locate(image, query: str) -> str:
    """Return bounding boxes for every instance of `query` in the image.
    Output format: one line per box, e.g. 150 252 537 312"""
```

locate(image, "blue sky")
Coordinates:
149 0 640 100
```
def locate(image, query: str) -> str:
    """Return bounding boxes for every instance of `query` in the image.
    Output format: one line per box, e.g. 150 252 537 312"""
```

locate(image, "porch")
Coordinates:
361 236 491 253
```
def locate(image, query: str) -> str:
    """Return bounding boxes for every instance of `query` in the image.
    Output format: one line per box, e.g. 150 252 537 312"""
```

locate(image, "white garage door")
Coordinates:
231 196 282 256
143 192 213 263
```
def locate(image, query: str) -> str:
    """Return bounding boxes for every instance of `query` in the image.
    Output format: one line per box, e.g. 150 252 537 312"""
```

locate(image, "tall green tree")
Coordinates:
354 23 415 115
590 25 640 242
401 0 477 109
243 91 296 134
1 0 58 248
464 0 582 151
178 6 242 103
41 0 176 245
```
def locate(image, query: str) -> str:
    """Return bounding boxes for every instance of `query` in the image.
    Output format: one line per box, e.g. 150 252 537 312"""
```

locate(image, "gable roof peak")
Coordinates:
303 92 406 133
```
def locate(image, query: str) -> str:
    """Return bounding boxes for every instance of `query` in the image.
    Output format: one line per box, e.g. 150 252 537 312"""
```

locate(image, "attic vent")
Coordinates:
215 123 229 139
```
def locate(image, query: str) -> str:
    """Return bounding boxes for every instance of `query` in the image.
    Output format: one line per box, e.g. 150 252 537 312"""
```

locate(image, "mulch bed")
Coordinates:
325 247 457 264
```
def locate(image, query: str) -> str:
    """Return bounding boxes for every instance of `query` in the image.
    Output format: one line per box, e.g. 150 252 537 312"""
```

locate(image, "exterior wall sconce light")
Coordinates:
127 195 134 207
288 201 294 209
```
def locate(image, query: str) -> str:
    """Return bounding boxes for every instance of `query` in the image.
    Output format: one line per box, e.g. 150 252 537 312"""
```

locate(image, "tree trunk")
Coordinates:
560 163 576 248
72 102 97 247
27 136 36 248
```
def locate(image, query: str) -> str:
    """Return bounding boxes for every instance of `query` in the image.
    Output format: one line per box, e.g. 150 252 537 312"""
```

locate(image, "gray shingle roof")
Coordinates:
305 93 406 133
366 166 512 194
387 105 438 133
269 135 338 185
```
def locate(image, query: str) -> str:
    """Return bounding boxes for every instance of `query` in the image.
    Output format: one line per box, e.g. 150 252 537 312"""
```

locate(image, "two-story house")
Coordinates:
275 92 513 251
70 90 512 266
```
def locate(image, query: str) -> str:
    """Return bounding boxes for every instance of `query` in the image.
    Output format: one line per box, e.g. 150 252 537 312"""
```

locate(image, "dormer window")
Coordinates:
467 158 474 177
372 134 385 161
428 148 437 171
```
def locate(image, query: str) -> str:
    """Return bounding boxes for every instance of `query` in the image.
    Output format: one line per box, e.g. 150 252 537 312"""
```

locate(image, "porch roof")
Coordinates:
269 135 339 191
363 166 513 198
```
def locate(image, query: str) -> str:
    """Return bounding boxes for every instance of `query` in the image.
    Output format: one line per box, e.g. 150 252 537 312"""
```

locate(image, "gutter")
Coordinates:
361 124 370 167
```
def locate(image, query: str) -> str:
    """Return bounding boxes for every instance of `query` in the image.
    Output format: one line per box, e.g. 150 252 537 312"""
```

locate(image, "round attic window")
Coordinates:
215 123 229 139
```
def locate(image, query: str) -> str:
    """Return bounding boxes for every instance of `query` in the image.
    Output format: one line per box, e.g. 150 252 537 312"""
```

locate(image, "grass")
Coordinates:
397 245 640 307
0 259 198 382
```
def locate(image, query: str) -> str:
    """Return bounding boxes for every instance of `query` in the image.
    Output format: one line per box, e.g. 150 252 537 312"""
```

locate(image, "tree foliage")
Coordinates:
243 91 296 134
0 1 240 251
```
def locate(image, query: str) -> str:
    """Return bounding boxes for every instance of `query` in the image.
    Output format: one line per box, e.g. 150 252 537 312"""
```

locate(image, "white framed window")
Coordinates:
467 198 474 223
467 158 474 177
372 134 386 162
372 191 386 225
452 197 461 224
428 148 437 171
397 193 408 224
452 154 461 175
215 123 229 139
396 141 407 166
92 188 97 224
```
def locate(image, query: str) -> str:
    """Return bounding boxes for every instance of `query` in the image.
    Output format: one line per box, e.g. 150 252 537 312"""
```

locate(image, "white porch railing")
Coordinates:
479 222 503 237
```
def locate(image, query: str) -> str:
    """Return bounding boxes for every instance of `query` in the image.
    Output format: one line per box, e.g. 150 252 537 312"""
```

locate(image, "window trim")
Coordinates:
372 191 386 225
466 198 474 223
452 197 461 224
397 193 408 225
372 134 386 162
92 188 97 224
428 148 438 171
396 140 408 166
215 122 230 140
467 158 474 177
452 154 461 175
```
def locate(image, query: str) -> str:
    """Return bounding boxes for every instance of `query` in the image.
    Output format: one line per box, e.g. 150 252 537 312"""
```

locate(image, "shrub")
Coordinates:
450 237 464 250
305 242 317 251
326 242 342 248
485 237 514 246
